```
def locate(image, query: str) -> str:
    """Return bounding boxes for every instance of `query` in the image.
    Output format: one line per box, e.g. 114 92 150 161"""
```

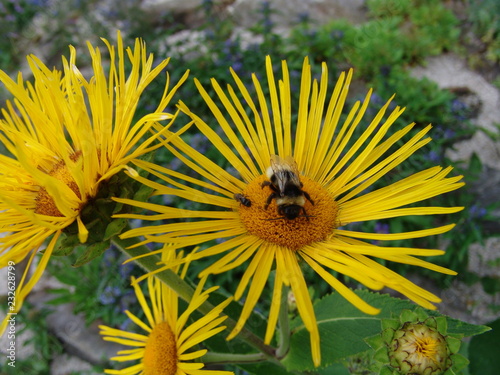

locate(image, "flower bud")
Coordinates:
389 321 450 375
366 308 468 375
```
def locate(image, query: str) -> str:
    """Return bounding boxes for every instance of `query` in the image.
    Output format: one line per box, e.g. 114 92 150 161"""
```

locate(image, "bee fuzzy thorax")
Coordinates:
276 195 306 206
260 155 315 220
266 166 274 179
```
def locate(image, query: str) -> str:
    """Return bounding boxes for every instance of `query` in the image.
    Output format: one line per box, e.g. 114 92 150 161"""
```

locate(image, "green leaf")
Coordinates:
237 361 294 375
133 183 155 203
282 290 489 371
283 291 407 371
468 317 497 375
51 232 80 256
315 363 351 375
104 218 128 240
467 152 482 179
480 276 500 295
432 313 490 338
450 354 469 374
446 336 462 354
72 241 110 267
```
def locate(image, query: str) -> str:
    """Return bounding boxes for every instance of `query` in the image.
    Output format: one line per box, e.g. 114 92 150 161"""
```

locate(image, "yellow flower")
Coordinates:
0 31 188 331
99 249 233 375
118 56 464 366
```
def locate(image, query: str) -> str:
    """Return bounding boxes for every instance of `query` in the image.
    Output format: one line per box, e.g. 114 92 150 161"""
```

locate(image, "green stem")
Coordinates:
202 352 267 365
112 236 195 304
112 235 278 361
276 285 290 359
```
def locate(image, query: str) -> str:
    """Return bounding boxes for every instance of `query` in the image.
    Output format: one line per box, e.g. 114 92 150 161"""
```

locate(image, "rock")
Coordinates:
468 237 500 278
162 30 208 59
440 280 500 325
28 288 125 366
51 353 101 375
142 0 208 13
0 257 124 369
410 54 500 170
437 237 500 325
0 320 36 361
227 0 367 28
470 165 500 221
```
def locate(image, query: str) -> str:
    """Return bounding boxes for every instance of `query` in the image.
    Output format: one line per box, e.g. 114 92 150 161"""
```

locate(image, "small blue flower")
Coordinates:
443 128 455 140
469 204 487 220
129 218 143 229
119 290 137 312
190 133 210 154
99 285 118 305
374 222 390 235
426 150 441 163
119 318 132 331
103 246 118 267
119 262 135 280
297 12 310 23
331 30 344 40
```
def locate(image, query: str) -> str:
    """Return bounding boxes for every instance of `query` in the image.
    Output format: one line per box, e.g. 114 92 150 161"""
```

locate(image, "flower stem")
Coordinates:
276 285 290 359
112 235 279 362
112 236 195 303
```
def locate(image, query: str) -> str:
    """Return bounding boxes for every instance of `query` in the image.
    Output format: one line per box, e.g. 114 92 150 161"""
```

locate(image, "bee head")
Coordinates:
282 205 302 220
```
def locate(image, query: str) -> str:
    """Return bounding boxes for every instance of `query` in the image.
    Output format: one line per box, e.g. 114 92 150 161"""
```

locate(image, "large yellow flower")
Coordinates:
0 31 188 331
100 249 233 375
118 56 464 366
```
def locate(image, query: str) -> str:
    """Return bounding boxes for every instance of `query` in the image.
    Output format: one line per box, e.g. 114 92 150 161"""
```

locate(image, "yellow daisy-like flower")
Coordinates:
99 249 233 375
118 56 464 366
0 31 188 331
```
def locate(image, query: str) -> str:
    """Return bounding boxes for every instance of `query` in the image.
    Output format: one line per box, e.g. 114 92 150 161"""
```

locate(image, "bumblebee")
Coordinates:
234 193 252 207
261 155 314 220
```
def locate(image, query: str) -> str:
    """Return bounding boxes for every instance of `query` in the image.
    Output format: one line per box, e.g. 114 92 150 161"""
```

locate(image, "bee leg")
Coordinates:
303 191 314 205
261 180 271 188
264 192 277 210
301 207 312 221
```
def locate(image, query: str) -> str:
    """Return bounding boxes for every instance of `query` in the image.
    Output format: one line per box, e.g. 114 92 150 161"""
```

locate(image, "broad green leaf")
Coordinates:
283 290 489 371
468 317 497 375
238 361 295 375
434 313 490 338
283 291 406 371
314 362 351 375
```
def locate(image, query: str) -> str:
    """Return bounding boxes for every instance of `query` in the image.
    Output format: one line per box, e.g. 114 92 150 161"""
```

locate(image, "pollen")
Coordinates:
34 152 82 217
143 321 178 375
237 175 338 250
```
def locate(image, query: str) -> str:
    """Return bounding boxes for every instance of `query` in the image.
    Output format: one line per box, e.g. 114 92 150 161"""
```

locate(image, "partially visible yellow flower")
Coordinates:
99 248 233 375
0 31 188 331
117 56 464 366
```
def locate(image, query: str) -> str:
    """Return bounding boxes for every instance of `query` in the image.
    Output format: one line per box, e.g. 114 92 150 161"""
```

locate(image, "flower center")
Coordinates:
143 321 178 375
35 153 82 216
237 174 338 250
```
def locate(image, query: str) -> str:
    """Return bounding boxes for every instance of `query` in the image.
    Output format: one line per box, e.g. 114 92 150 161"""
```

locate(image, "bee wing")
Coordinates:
270 155 301 191
283 155 301 177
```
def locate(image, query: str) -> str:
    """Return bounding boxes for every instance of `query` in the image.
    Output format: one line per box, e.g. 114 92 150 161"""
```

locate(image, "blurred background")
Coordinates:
1 0 499 373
